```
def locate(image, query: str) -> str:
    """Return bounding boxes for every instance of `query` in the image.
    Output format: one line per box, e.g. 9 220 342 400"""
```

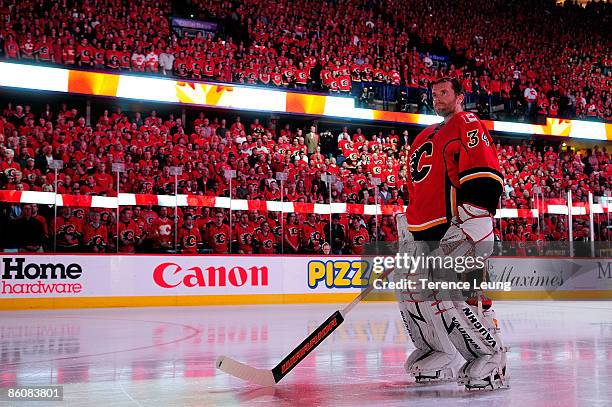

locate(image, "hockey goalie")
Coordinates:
396 77 508 390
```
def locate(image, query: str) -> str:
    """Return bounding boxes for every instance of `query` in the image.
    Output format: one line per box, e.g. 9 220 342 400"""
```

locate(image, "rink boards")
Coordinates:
0 254 611 310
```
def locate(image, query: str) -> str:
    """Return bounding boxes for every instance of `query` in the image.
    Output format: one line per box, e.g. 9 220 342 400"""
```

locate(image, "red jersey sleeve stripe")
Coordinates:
459 171 504 185
407 217 448 231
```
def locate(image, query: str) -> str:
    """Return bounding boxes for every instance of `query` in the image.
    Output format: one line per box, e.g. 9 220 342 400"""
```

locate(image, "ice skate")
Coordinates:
458 350 509 390
405 348 463 383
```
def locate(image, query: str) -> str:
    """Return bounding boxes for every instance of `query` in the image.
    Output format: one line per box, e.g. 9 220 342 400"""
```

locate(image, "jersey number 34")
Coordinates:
467 129 490 148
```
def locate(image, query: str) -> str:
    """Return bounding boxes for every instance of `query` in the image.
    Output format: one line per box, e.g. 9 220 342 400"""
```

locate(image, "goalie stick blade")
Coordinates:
216 356 276 387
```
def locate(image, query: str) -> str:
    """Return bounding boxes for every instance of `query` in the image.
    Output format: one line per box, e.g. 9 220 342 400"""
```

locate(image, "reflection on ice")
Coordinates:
0 301 611 406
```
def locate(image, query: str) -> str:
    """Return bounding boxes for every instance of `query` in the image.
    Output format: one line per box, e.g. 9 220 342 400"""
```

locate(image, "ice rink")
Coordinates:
1 301 611 406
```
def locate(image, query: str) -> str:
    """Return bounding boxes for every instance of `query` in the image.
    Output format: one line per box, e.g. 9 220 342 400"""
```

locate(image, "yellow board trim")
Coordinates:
486 290 612 300
1 290 611 311
0 293 360 311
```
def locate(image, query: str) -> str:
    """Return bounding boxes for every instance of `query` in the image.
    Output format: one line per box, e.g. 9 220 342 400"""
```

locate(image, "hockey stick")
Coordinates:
216 265 395 386
216 215 409 386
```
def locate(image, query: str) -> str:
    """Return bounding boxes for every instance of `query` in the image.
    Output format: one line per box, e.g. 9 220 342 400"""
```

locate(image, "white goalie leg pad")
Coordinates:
442 301 505 359
433 212 508 390
426 301 508 390
396 298 463 382
428 299 508 389
394 215 462 382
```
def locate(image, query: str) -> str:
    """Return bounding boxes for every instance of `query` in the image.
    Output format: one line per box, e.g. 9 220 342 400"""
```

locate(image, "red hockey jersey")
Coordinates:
406 112 502 233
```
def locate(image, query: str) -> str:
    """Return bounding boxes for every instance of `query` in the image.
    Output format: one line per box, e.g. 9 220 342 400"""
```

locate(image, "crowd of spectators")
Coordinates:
0 0 609 122
0 101 610 254
498 143 611 244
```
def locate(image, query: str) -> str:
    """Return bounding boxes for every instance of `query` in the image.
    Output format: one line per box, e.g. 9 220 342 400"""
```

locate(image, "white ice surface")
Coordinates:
1 301 611 406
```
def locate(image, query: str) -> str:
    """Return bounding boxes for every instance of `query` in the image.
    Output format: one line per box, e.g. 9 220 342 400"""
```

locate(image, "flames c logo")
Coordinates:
91 235 104 247
159 225 172 236
61 224 76 234
409 141 433 183
214 233 226 244
122 230 135 241
185 235 197 247
353 235 365 246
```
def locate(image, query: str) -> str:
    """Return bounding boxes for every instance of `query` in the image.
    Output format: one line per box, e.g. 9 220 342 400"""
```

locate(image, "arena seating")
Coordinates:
0 0 609 122
0 102 610 253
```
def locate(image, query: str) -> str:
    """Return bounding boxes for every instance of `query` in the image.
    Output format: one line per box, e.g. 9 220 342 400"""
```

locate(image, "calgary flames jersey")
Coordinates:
348 226 369 255
207 223 230 254
406 112 503 236
179 225 202 254
83 223 108 251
